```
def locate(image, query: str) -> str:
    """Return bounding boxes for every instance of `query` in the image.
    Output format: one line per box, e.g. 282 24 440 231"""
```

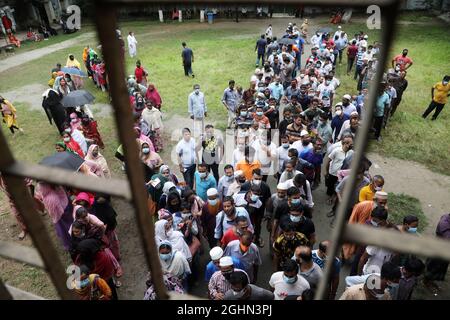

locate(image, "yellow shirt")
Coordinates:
433 82 450 104
359 185 376 202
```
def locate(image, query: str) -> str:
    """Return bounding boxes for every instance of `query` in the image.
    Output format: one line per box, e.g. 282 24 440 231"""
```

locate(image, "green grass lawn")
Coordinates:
388 192 428 232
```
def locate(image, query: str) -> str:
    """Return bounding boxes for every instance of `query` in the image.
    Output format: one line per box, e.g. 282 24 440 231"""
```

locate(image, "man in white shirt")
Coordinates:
175 127 199 189
276 135 291 176
316 76 335 104
292 130 313 156
265 24 273 40
269 259 310 300
341 94 357 116
310 31 322 48
188 84 207 138
250 134 277 177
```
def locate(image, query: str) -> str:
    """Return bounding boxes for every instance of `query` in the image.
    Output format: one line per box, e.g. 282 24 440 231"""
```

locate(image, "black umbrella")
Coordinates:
61 90 95 108
40 152 85 172
278 37 297 46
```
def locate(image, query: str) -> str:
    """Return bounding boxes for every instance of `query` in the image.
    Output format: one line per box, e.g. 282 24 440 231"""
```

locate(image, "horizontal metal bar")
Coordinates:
343 224 450 261
1 161 132 201
0 241 45 269
99 0 396 6
4 285 46 300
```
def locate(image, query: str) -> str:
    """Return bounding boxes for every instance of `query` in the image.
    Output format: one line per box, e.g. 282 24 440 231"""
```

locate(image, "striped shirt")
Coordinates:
208 268 247 299
356 50 365 67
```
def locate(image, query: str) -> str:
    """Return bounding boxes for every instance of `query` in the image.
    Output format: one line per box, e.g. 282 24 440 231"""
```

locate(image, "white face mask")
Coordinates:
64 128 71 133
253 179 261 186
142 148 150 154
63 137 70 142
335 110 343 116
181 213 191 219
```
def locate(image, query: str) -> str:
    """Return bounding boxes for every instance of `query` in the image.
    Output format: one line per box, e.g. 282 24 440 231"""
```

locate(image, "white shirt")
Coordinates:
363 246 393 275
276 145 291 173
337 119 351 141
316 82 335 100
279 170 302 183
214 207 253 240
362 51 373 62
291 141 313 156
217 175 234 200
175 138 197 168
233 192 262 209
328 146 353 176
269 271 310 300
265 26 273 38
232 148 245 167
250 139 277 176
285 178 314 208
342 103 357 116
310 34 322 47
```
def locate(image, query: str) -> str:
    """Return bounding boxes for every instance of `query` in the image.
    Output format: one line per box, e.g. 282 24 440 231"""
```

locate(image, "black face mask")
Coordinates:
302 140 310 146
343 102 349 106
238 179 246 184
223 271 233 280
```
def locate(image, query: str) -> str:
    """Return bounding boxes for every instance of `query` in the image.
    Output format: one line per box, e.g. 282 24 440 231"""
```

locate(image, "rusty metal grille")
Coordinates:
1 0 449 301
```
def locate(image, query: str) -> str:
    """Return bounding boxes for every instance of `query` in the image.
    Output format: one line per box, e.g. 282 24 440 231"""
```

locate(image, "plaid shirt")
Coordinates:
208 268 246 299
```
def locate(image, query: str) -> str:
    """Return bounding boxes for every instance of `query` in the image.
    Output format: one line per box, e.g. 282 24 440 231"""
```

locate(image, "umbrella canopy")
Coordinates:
317 27 333 34
40 151 85 172
278 37 297 46
61 90 95 108
61 67 87 77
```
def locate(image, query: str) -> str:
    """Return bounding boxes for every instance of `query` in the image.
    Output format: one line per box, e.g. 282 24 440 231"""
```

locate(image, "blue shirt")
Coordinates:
204 257 245 281
375 92 390 117
301 150 323 167
222 88 240 112
331 114 350 141
194 172 217 201
296 37 305 54
188 91 207 119
256 38 267 54
268 82 284 101
182 47 193 63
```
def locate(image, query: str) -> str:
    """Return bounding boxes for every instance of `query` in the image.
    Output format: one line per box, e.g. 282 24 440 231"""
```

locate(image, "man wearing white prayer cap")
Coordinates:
208 255 248 300
205 247 246 282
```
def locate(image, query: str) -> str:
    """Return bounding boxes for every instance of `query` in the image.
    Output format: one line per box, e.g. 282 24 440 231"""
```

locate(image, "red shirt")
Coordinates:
221 228 239 248
393 55 412 71
135 66 146 83
347 45 358 58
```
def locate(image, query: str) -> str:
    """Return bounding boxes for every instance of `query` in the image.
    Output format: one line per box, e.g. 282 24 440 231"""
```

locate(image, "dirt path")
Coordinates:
0 32 95 73
367 152 450 234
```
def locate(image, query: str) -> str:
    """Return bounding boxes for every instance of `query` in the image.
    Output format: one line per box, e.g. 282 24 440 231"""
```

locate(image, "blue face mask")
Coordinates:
240 111 248 117
370 220 379 227
407 227 417 234
283 274 297 284
209 199 218 206
291 198 301 205
256 111 264 116
160 253 172 261
250 194 259 202
290 214 301 223
282 143 290 149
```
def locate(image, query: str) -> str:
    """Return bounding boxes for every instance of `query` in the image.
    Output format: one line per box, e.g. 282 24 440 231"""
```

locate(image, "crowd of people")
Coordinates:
0 20 449 301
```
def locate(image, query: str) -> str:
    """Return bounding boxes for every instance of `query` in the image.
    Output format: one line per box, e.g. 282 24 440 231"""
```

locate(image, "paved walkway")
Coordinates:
0 32 95 73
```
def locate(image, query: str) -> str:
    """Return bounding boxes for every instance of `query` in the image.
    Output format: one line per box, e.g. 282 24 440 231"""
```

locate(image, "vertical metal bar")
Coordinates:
0 134 74 300
315 0 400 300
94 3 168 299
0 279 13 300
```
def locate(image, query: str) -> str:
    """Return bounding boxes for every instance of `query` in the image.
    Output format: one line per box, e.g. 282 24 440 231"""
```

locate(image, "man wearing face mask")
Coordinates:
188 84 207 138
330 103 349 143
391 48 413 72
193 163 217 201
235 146 261 181
293 245 323 289
214 197 253 245
341 94 357 116
422 75 450 121
224 231 262 283
312 240 341 299
273 222 309 271
224 270 274 300
316 76 335 106
233 183 266 248
205 247 246 282
226 170 246 196
217 165 235 201
276 135 291 178
176 128 199 189
271 186 301 242
359 175 384 202
222 80 240 129
208 256 248 300
269 259 310 300
220 216 251 249
279 202 316 245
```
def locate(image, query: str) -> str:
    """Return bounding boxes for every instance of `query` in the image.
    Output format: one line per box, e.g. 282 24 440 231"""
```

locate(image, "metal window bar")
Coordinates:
0 0 449 301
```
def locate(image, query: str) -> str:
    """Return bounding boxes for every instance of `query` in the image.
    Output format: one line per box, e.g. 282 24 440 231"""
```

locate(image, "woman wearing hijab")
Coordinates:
48 71 58 88
0 96 23 135
56 77 71 96
159 165 179 185
134 126 155 152
66 54 81 69
140 141 163 173
74 238 118 299
141 100 163 152
159 181 179 209
145 83 162 109
55 141 67 152
165 191 182 214
42 89 66 134
92 194 119 260
80 116 105 149
62 131 85 158
157 240 191 282
35 182 73 250
155 219 192 262
85 144 111 178
69 112 82 130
